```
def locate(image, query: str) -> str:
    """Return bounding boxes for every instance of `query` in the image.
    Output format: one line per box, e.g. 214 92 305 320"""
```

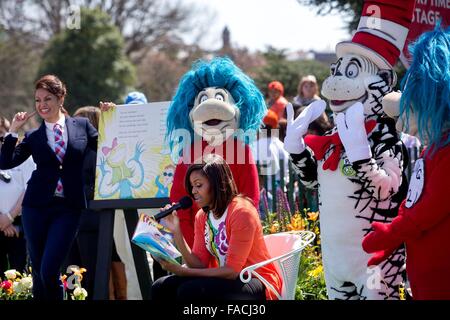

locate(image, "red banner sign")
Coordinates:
401 0 449 66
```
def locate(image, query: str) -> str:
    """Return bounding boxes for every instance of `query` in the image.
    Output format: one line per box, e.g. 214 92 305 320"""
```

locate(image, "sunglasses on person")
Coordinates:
163 172 173 177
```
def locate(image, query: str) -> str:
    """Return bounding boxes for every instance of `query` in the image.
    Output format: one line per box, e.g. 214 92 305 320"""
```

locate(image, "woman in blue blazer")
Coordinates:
0 75 110 300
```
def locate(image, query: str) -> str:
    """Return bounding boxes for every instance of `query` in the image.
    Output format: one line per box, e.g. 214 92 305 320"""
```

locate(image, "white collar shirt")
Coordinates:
44 115 68 152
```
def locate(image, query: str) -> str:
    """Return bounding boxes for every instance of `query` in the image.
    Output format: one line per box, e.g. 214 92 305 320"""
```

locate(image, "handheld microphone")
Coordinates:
154 196 193 221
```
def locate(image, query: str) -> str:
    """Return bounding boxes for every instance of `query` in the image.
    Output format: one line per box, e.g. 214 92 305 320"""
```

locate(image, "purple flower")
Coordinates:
281 187 292 216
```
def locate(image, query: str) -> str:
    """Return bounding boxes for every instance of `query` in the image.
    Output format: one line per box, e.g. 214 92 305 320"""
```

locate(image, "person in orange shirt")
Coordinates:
152 154 282 300
267 81 288 121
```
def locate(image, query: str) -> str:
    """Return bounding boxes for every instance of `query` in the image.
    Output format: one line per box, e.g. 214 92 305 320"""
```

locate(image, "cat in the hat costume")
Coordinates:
284 0 415 299
166 57 265 248
363 23 450 300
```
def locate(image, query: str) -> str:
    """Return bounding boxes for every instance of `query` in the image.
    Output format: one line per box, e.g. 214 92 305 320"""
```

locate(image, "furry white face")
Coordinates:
322 54 394 116
190 87 240 146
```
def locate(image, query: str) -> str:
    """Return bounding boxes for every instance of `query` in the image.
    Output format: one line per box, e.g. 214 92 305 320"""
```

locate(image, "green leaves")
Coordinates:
254 56 330 101
38 8 136 113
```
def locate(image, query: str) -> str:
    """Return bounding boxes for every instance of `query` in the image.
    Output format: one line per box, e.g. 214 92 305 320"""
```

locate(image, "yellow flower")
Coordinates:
307 211 319 221
288 215 306 231
308 265 323 278
270 222 280 234
70 267 87 282
399 286 405 300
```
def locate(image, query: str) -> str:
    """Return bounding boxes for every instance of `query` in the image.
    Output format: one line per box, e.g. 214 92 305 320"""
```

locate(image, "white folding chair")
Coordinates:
239 231 315 300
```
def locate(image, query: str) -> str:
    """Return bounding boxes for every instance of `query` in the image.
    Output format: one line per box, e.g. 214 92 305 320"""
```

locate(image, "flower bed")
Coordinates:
0 267 88 300
0 270 33 300
261 186 327 300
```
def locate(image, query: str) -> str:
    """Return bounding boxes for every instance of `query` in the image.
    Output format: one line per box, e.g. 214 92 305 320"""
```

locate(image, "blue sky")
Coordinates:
190 0 351 53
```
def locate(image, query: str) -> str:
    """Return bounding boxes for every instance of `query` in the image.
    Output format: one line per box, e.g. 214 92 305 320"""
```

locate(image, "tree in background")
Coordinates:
297 0 363 31
136 51 188 102
0 27 42 120
38 8 135 113
0 0 212 59
253 47 330 101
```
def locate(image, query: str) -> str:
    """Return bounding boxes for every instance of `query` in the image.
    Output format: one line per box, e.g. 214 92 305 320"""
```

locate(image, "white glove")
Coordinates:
336 102 372 163
284 100 326 154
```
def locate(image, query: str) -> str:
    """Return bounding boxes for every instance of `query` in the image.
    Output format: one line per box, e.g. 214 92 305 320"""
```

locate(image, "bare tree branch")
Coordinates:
0 0 211 56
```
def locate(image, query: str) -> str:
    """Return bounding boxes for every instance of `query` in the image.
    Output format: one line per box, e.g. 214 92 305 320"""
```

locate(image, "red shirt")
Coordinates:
400 144 450 299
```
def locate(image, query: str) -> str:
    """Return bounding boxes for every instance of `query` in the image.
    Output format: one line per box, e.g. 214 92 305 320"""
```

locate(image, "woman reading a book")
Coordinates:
152 154 282 300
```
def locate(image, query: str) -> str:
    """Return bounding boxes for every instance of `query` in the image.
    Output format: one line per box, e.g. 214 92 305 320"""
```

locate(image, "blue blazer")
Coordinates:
0 117 98 209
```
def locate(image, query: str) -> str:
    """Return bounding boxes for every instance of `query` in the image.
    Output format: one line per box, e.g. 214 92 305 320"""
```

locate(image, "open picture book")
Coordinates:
132 213 182 265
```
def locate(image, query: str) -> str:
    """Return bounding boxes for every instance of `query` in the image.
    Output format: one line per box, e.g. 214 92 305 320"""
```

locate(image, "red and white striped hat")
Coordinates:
336 0 415 69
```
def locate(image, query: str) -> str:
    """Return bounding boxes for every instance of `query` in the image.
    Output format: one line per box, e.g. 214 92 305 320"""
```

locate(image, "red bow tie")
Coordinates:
304 120 377 171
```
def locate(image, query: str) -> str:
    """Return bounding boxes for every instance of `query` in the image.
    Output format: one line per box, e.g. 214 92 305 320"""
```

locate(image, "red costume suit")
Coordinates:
362 21 450 300
170 139 259 247
363 144 450 299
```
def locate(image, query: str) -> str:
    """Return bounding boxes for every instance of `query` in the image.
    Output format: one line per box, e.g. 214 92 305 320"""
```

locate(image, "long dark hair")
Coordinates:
185 154 238 217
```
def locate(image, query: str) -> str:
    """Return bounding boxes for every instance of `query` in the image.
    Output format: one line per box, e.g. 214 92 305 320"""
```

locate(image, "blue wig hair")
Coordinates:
400 21 450 153
166 57 267 151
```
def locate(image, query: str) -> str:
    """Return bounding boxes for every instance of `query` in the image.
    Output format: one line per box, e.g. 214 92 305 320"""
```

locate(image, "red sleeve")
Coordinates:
234 145 260 208
191 211 211 267
170 161 196 248
363 147 450 253
225 201 258 273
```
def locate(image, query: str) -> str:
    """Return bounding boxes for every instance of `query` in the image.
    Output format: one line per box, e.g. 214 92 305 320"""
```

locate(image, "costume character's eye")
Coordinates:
215 93 225 101
199 94 208 103
345 62 359 78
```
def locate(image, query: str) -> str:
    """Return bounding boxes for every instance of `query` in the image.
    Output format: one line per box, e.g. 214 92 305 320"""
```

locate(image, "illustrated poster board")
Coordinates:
91 102 176 209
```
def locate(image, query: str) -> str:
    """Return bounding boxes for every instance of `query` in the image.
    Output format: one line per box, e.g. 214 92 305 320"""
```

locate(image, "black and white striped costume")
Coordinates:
290 55 408 300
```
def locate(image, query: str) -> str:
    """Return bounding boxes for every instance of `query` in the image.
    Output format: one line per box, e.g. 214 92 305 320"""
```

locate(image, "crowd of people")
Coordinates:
1 0 449 303
0 69 330 300
0 61 440 301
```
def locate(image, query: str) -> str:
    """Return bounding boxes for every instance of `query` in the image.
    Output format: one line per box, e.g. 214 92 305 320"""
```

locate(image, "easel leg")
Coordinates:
93 209 114 300
124 209 153 300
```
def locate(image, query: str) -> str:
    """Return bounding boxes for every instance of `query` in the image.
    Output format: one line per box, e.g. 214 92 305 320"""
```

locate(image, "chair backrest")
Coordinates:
263 231 314 300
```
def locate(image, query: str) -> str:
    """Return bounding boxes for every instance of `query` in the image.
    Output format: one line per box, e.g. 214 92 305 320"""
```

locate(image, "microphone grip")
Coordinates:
154 203 181 221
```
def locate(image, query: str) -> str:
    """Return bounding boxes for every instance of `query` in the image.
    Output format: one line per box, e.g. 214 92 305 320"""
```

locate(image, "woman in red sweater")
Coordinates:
152 154 282 300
